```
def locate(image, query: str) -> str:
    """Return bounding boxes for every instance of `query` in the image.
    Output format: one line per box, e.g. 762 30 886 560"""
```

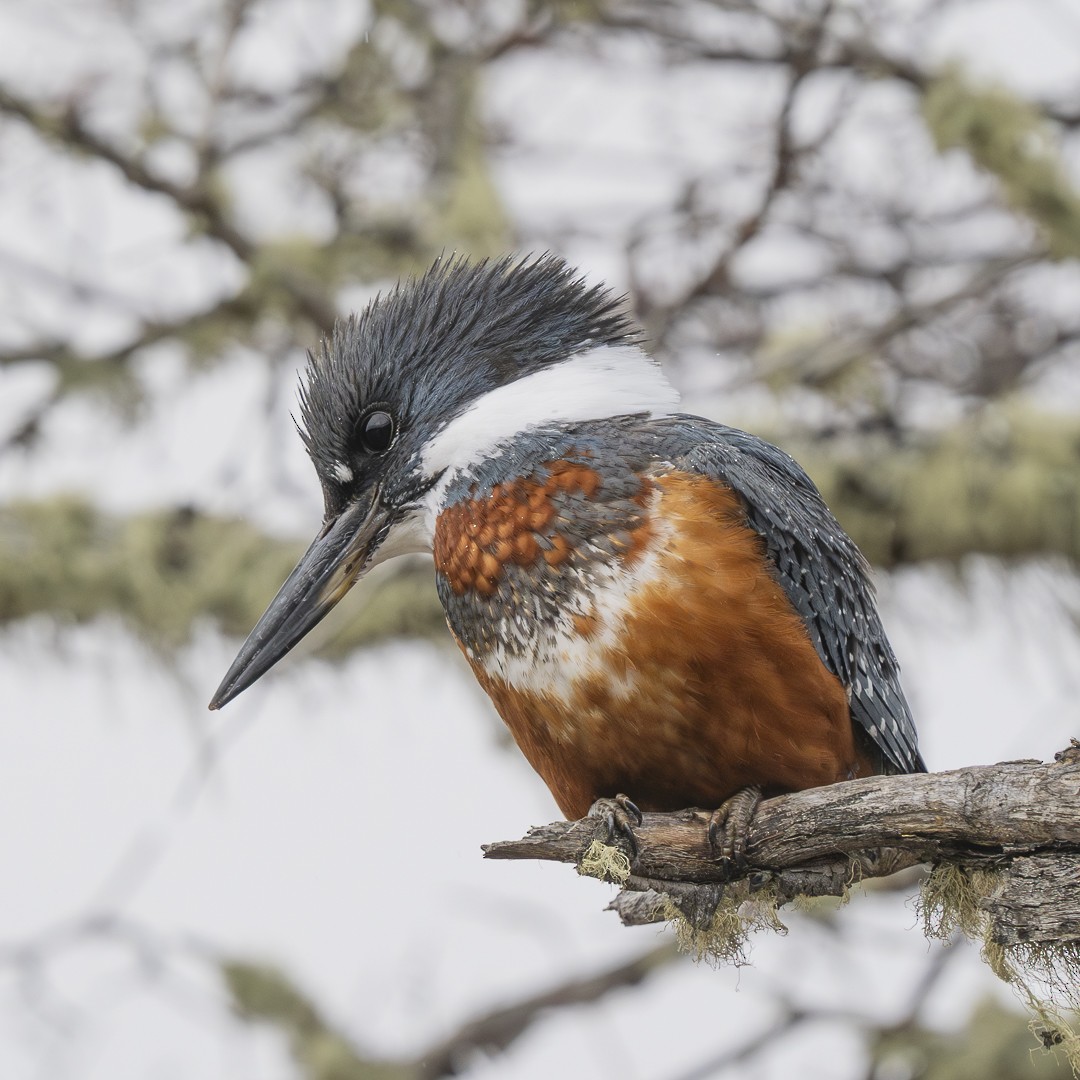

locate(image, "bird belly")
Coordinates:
439 468 871 819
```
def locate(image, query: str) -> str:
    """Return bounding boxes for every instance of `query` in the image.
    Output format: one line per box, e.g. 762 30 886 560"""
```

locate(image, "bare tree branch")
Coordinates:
484 748 1080 946
0 84 339 333
415 943 679 1080
222 942 681 1080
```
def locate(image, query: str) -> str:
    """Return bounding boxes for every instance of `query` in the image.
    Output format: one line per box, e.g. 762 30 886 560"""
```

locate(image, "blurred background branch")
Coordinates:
3 1 1080 1077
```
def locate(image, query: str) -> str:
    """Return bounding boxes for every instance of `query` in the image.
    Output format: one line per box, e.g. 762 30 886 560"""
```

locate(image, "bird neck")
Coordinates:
374 349 677 573
420 342 679 498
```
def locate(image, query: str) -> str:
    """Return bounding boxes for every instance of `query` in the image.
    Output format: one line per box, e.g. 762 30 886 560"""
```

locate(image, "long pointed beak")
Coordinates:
209 490 390 710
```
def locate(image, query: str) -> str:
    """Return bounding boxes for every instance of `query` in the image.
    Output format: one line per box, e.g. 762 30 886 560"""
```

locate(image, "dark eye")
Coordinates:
358 410 394 453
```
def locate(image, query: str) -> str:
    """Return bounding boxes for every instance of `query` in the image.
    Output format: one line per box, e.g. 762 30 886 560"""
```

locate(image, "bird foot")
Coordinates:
588 793 643 858
708 785 762 871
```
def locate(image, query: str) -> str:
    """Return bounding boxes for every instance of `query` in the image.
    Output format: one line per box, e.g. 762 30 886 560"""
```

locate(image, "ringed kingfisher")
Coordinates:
210 254 924 859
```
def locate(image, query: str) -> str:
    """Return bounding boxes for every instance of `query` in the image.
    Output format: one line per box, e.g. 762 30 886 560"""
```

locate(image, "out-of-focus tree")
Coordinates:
2 0 1080 1077
3 0 1080 640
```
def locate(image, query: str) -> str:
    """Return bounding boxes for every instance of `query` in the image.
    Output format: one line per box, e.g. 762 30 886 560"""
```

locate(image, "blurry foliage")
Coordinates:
2 0 1079 623
0 498 299 644
873 999 1075 1080
223 945 680 1080
223 942 1080 1080
0 498 445 648
5 405 1079 639
0 0 511 398
224 961 410 1080
792 406 1080 567
3 1 1080 1073
924 71 1080 260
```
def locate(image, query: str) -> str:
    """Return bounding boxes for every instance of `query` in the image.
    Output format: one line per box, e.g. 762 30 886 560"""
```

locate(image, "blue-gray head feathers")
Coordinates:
297 254 638 511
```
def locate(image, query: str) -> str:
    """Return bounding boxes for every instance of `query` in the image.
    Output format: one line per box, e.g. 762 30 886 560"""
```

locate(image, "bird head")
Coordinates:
209 254 678 709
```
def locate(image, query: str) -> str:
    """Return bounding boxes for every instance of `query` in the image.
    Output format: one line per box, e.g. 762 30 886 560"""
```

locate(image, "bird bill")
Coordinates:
209 490 388 710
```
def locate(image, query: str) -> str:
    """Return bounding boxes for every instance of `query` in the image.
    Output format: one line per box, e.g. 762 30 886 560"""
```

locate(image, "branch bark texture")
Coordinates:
484 751 1080 947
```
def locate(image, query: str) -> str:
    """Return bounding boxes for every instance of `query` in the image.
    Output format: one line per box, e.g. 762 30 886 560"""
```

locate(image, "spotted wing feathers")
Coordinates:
679 426 925 775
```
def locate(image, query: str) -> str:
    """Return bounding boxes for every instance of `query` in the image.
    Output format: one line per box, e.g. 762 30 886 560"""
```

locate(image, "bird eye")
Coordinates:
357 410 395 453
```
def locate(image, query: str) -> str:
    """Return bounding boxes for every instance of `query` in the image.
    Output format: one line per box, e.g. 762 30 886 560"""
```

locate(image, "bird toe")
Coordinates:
588 793 643 858
708 785 763 871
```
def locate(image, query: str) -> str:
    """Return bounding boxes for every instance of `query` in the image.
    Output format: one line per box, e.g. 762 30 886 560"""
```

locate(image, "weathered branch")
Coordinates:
484 749 1080 947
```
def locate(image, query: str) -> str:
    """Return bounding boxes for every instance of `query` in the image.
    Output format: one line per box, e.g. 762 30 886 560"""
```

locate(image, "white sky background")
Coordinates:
1 1 1080 1078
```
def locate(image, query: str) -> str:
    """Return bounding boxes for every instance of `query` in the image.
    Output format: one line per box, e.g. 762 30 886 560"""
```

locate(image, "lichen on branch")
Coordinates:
485 746 1080 1071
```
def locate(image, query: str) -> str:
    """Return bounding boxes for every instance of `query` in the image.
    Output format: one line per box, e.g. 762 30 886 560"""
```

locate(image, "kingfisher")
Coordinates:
210 254 924 860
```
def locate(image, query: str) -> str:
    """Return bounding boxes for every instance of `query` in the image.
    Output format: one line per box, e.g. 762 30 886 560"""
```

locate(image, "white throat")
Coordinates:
420 343 680 483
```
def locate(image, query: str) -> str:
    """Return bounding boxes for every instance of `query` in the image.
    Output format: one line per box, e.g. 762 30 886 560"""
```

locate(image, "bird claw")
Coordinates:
708 785 762 871
588 793 643 858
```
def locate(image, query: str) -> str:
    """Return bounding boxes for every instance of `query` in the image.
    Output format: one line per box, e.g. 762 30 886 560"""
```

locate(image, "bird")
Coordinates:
209 253 925 860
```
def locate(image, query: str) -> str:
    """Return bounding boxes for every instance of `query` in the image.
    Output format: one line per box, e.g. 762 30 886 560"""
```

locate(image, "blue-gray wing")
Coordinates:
674 422 925 775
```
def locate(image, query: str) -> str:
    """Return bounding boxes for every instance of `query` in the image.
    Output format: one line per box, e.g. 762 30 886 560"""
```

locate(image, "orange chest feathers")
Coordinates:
433 465 869 820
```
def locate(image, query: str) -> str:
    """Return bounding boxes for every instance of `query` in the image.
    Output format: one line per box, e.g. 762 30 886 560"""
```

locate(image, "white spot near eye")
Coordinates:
332 462 354 483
